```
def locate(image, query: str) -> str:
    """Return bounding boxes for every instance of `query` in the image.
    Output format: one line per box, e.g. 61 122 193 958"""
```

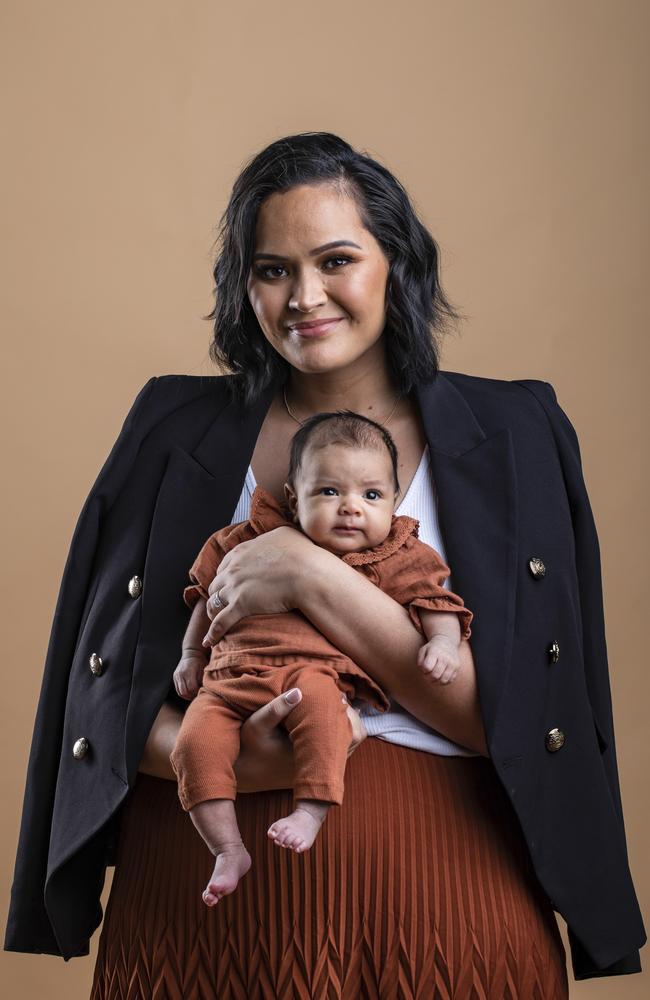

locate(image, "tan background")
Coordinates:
1 0 647 995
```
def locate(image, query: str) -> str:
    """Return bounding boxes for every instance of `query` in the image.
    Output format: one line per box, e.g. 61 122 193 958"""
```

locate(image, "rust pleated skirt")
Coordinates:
90 739 568 999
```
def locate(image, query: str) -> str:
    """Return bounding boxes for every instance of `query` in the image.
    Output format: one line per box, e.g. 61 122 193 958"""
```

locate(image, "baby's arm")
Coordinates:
416 609 462 685
173 598 211 701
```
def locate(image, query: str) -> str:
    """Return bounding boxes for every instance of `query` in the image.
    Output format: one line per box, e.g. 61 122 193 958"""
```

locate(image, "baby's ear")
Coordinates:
283 482 299 522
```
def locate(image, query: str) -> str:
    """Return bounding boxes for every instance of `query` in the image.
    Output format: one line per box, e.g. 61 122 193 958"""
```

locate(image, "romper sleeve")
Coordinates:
183 533 228 608
182 519 254 608
378 534 474 640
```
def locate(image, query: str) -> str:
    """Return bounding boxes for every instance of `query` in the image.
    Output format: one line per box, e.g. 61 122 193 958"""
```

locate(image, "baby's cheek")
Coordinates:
301 513 331 546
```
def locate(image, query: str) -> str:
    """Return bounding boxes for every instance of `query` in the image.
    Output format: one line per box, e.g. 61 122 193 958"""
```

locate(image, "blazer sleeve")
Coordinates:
516 378 644 979
4 377 160 957
517 381 624 820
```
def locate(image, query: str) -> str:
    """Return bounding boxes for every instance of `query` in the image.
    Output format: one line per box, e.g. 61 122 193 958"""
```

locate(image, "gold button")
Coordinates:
128 575 142 598
548 640 560 664
73 737 90 759
528 557 546 579
545 728 565 752
89 653 103 676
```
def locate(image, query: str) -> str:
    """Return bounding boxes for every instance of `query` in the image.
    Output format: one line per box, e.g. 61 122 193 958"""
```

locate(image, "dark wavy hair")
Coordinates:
206 132 464 407
286 410 401 497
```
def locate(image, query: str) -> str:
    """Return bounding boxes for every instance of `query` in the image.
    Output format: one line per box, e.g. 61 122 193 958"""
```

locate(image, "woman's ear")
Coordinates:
284 482 299 523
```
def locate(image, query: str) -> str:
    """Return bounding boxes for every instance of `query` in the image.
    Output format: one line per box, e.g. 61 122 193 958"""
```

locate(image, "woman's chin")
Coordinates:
286 352 350 375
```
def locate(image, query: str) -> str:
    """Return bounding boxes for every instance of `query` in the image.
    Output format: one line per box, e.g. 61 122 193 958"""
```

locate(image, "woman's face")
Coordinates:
246 183 391 376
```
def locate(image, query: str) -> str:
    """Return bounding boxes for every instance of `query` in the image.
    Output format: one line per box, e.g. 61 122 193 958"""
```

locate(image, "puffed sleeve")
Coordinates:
183 518 254 608
377 534 474 640
183 533 228 608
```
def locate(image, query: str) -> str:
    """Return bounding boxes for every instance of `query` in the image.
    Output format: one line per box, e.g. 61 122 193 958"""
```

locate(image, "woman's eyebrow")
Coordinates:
252 240 362 262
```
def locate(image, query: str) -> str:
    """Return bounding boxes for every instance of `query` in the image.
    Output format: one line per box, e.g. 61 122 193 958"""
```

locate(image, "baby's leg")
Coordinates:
267 665 353 852
188 799 252 906
171 686 253 905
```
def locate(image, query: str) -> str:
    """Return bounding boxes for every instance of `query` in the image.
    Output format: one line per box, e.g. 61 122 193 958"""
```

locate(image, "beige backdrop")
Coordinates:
2 1 648 996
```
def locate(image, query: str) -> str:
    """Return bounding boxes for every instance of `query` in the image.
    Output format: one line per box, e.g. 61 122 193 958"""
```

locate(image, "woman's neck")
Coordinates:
285 368 400 422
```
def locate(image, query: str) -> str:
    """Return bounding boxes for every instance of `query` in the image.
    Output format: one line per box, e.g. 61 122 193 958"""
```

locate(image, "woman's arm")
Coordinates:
203 528 488 756
298 546 488 755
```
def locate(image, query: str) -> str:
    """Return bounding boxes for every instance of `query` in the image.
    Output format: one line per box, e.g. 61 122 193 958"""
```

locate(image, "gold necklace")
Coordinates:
282 383 400 428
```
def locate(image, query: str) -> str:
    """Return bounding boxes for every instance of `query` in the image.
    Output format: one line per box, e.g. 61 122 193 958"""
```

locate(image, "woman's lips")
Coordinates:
290 318 342 337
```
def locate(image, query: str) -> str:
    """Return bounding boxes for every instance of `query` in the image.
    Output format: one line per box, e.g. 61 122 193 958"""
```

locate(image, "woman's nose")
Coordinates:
288 270 327 312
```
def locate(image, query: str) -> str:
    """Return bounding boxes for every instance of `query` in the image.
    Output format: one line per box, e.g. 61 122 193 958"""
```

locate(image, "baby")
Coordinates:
170 410 473 907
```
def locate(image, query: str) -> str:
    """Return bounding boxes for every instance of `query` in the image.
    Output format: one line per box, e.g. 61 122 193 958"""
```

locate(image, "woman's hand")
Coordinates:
138 688 369 790
234 689 368 793
202 525 317 647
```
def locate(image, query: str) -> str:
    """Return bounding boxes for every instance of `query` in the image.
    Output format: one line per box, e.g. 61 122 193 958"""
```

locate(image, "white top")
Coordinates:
230 445 479 757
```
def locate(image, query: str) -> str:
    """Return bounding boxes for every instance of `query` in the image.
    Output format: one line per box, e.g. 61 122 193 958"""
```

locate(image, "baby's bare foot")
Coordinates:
202 842 252 906
267 801 330 853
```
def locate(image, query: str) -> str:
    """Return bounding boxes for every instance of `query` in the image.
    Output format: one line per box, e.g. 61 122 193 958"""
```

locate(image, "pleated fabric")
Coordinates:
90 739 568 999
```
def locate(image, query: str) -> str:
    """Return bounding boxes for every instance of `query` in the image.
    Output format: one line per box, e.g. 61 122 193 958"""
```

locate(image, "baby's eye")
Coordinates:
365 490 381 500
320 487 338 496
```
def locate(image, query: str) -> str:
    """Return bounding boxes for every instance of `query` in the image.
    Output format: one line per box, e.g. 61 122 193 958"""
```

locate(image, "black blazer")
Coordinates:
4 370 646 980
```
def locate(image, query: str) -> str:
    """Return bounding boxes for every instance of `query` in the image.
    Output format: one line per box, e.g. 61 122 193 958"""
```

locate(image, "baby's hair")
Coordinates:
286 410 401 496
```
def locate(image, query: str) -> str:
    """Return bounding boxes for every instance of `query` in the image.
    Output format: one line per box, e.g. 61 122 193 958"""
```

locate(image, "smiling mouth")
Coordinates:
289 318 342 337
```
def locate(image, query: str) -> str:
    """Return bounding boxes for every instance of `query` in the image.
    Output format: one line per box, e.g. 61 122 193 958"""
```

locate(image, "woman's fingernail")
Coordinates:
285 688 301 704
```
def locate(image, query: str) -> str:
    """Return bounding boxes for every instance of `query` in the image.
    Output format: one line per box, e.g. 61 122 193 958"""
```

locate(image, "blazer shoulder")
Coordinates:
86 373 236 506
142 373 235 424
441 369 556 420
442 369 554 400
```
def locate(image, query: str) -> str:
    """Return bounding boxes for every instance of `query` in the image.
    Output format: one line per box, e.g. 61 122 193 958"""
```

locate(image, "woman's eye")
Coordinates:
255 256 351 280
256 264 286 279
323 255 352 270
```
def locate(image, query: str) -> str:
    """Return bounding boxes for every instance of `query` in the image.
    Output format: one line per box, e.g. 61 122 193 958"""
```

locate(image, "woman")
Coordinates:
5 132 644 996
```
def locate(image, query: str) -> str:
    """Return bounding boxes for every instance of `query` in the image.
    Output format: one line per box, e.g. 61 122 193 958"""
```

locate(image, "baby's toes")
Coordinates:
268 821 288 846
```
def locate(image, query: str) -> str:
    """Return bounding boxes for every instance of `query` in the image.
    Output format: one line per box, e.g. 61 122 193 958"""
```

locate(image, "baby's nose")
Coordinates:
340 496 361 513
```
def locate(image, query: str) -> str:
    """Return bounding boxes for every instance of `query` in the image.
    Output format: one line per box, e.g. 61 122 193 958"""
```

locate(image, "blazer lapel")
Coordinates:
414 375 518 737
191 379 277 492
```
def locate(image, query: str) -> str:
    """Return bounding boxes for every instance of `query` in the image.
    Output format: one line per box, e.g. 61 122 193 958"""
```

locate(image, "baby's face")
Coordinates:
284 443 397 556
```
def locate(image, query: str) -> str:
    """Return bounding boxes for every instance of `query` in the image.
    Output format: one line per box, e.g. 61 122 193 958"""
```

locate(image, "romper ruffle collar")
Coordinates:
248 484 420 566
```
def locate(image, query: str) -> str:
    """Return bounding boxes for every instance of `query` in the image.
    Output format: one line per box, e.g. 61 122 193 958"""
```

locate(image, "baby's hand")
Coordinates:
417 636 461 685
173 653 207 701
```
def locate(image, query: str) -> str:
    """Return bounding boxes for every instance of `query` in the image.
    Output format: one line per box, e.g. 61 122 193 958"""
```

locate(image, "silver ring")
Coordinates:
212 589 224 610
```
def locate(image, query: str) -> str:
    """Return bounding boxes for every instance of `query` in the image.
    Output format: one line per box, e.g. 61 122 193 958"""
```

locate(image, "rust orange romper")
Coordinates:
170 485 473 812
